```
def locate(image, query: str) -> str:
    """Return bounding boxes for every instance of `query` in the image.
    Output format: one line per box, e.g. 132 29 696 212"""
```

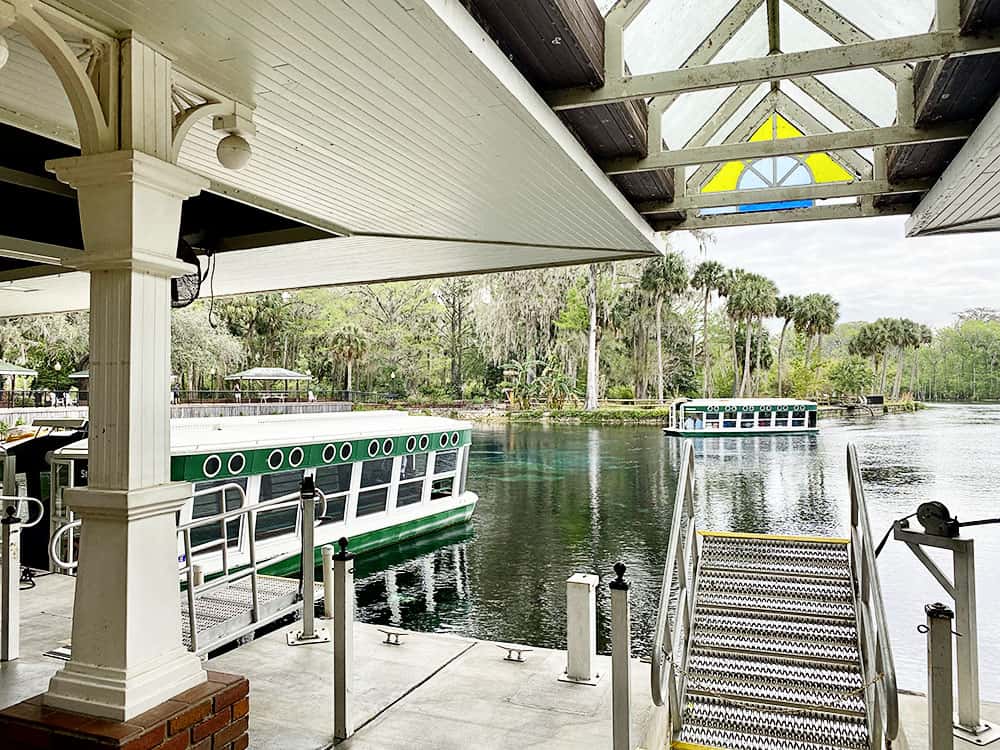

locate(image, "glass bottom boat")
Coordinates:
47 411 477 577
663 398 819 436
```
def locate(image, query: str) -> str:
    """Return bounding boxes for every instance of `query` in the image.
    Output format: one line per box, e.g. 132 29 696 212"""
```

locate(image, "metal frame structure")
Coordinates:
894 518 1000 744
554 0 999 228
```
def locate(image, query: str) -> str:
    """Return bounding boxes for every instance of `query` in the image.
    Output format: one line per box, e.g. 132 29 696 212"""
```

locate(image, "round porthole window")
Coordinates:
406 436 417 452
450 431 459 447
289 446 304 467
322 444 337 463
382 438 394 455
340 443 353 461
418 435 429 451
203 455 222 478
267 449 283 471
439 433 448 448
368 439 380 458
227 453 246 475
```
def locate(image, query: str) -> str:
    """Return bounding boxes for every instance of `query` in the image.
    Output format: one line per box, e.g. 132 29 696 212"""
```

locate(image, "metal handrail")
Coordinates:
1 496 44 529
847 443 899 746
50 518 82 570
650 440 698 732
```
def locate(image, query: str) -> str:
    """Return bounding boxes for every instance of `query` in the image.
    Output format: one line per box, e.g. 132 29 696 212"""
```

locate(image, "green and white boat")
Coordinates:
49 411 476 577
663 398 819 437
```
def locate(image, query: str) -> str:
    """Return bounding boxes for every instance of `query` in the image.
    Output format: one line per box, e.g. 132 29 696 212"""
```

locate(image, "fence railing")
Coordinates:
0 388 402 408
847 443 899 747
650 440 698 730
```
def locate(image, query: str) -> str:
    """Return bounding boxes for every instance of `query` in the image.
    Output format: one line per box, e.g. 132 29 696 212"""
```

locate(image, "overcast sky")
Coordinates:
669 215 999 329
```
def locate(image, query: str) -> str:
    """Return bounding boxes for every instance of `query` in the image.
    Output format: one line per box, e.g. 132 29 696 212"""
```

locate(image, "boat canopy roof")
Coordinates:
53 411 472 460
679 398 817 411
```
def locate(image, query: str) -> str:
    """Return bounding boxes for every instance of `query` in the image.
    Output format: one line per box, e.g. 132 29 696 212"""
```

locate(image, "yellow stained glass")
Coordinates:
703 114 853 193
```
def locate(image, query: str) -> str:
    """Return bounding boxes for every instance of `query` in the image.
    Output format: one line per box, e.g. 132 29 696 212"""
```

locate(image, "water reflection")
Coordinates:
335 405 1000 700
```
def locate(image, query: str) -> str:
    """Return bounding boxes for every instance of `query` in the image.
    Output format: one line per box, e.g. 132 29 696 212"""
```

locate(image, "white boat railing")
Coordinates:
847 443 899 747
650 439 698 730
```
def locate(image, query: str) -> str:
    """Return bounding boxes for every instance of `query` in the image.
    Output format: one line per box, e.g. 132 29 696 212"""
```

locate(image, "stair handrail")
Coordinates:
651 439 698 731
847 443 899 745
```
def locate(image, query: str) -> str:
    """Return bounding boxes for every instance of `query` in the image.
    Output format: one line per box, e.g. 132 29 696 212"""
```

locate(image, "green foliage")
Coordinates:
827 355 876 397
606 385 635 400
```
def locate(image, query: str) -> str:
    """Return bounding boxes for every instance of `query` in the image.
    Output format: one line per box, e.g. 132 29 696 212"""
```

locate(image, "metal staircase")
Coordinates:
652 442 899 750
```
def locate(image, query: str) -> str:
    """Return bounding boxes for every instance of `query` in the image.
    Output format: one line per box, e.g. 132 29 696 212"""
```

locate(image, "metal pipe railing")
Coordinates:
847 443 900 746
650 439 698 731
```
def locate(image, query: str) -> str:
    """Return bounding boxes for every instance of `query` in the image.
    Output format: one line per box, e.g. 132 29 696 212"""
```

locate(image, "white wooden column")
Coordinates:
42 149 208 720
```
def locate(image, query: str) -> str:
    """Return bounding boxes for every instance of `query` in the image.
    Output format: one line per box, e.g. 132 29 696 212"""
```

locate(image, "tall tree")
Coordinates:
436 278 474 398
328 325 367 392
719 268 746 395
910 324 933 396
585 264 600 410
775 294 798 398
641 252 689 403
691 260 726 397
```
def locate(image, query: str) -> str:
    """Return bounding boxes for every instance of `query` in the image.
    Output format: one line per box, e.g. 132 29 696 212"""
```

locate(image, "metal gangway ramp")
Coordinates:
651 442 898 750
52 482 326 656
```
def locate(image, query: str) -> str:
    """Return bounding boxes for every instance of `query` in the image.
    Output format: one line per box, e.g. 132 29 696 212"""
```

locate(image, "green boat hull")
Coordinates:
260 502 476 577
663 428 819 437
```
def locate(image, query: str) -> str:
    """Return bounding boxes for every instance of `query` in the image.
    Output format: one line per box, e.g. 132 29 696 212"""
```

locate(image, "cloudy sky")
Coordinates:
669 216 999 328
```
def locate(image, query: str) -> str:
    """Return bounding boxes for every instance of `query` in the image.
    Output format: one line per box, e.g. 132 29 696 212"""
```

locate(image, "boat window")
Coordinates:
361 458 394 487
396 481 424 507
757 411 772 427
191 478 247 549
775 410 789 425
315 464 352 524
400 453 427 480
257 470 305 539
430 476 454 500
357 487 388 516
739 412 754 427
792 410 806 426
723 412 737 428
434 450 458 474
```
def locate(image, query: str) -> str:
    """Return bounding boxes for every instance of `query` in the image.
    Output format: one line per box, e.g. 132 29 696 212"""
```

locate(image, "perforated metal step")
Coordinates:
692 609 860 663
696 568 855 620
684 649 866 714
699 533 851 580
677 696 869 750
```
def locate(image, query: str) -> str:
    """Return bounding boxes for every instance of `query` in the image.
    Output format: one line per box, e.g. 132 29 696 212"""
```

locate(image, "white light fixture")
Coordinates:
216 133 252 170
0 36 8 71
54 362 62 371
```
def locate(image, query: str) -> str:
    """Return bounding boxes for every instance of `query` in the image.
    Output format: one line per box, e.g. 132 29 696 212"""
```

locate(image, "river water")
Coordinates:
351 403 1000 698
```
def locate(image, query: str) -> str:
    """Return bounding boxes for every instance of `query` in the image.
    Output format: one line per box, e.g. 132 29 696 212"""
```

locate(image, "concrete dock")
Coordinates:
3 573 655 749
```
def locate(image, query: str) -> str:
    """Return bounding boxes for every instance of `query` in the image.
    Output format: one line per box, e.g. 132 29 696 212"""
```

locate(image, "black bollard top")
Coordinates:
1 505 19 525
609 561 629 591
334 535 355 561
925 601 954 619
300 475 316 499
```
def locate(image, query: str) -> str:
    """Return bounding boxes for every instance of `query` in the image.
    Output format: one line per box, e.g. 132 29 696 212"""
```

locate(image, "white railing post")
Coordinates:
1 504 21 661
322 544 335 620
287 477 329 646
610 562 631 750
925 603 955 750
952 538 984 736
333 536 355 742
561 573 599 685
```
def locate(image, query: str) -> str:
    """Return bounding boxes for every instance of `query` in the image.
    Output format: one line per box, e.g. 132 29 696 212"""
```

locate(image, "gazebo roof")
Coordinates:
68 369 89 379
0 361 37 377
224 367 312 382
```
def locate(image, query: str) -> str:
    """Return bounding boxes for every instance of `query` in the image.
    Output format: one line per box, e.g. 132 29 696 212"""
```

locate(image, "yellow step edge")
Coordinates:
672 742 727 750
698 530 850 545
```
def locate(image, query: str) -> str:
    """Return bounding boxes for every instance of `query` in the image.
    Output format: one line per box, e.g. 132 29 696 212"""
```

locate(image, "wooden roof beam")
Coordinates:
548 30 1000 110
652 199 914 231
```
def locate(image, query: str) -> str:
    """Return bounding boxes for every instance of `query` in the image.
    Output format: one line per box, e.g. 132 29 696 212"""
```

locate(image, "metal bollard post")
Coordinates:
333 537 355 742
560 572 599 685
192 564 205 588
925 603 955 750
287 477 329 646
1 505 20 661
610 563 631 750
322 545 335 620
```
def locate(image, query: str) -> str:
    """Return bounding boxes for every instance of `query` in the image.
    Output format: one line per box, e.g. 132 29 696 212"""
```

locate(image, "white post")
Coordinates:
926 603 955 750
610 563 631 750
287 478 328 645
192 564 205 588
562 573 599 685
333 537 355 741
42 147 209 717
322 545 335 619
1 505 21 662
952 539 983 734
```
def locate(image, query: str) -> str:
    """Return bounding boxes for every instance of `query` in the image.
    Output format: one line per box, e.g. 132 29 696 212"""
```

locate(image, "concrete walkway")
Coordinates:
898 691 1000 750
3 573 655 750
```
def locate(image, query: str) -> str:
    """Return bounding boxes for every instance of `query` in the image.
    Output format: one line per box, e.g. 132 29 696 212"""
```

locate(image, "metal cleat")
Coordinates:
378 628 406 646
497 643 532 662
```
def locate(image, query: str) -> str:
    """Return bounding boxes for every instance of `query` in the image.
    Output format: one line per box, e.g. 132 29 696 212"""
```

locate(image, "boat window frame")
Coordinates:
355 455 398 519
429 447 460 501
312 462 354 525
395 452 429 509
791 410 807 427
722 411 737 429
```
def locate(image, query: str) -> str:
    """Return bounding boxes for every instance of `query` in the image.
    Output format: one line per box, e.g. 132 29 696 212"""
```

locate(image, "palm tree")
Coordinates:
743 275 777 397
726 273 776 397
328 325 366 393
876 317 904 394
720 268 747 395
641 252 689 403
795 293 840 366
691 260 726 397
892 319 921 400
775 294 798 398
910 324 933 396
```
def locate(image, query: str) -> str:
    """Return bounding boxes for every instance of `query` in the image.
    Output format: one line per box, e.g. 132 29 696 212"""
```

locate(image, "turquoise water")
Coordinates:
351 404 1000 698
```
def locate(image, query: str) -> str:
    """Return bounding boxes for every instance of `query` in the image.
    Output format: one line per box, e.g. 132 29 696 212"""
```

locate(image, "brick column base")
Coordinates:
0 671 248 749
